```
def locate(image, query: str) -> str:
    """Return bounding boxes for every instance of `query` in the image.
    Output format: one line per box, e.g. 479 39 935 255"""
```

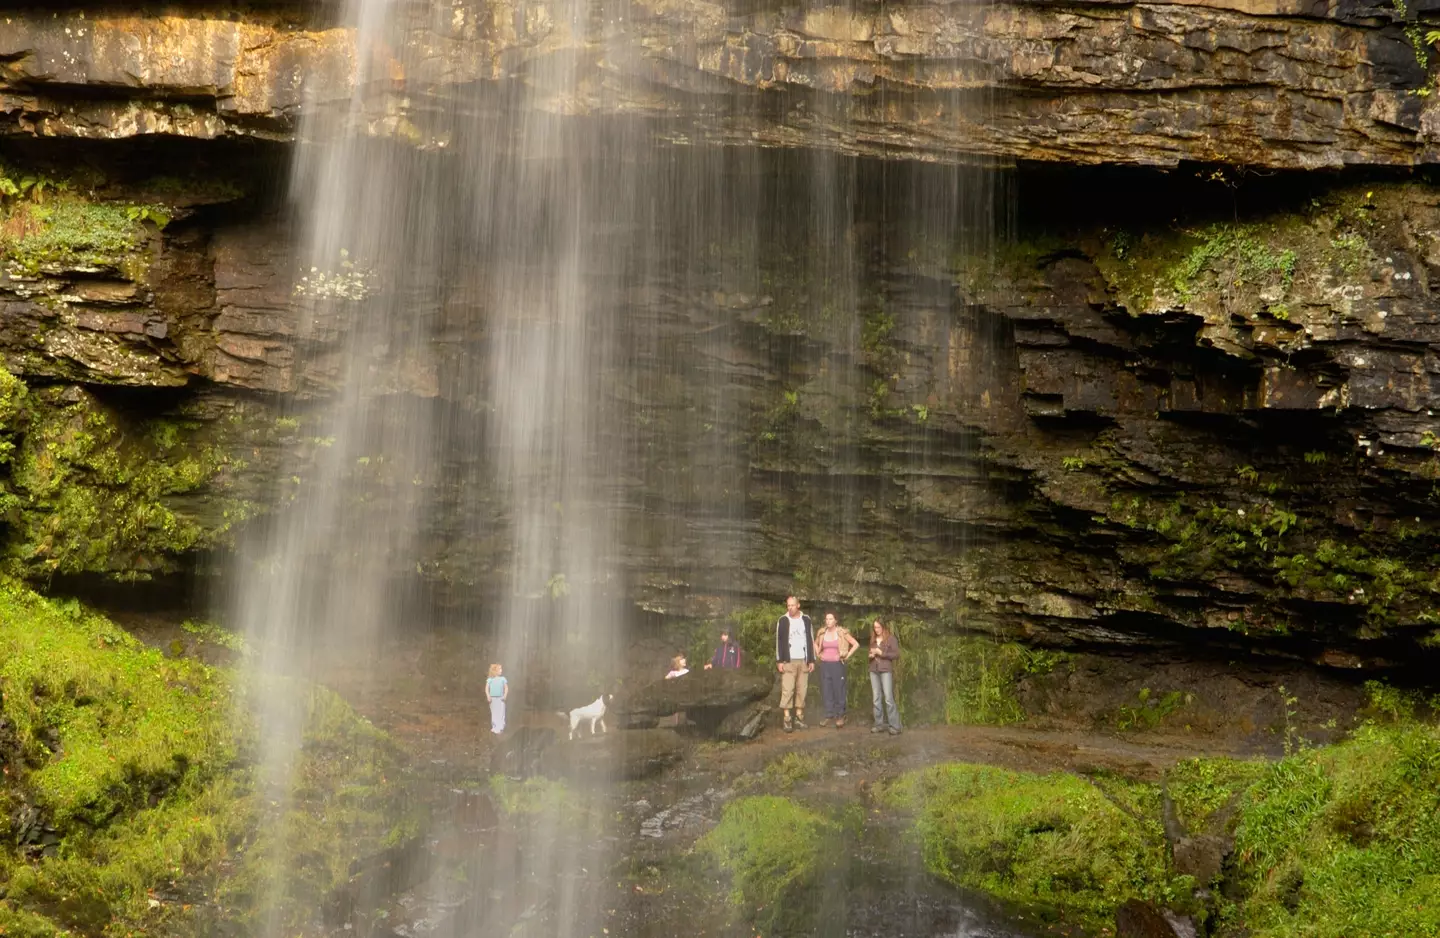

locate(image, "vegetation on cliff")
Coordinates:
0 579 413 937
0 165 168 275
0 369 261 582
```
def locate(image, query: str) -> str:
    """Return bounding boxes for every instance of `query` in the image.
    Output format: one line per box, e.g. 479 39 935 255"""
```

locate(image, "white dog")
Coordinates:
559 694 612 740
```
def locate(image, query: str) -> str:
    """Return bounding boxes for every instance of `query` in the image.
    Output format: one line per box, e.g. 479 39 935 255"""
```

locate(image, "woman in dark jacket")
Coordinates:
867 620 901 735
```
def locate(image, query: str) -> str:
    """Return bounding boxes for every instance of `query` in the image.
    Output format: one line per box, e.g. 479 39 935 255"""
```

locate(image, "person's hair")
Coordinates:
671 654 686 670
824 612 838 625
785 595 799 605
488 663 503 677
871 620 888 645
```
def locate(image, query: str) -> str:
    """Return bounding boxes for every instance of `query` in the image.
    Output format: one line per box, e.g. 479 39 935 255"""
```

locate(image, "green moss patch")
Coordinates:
213 685 413 935
0 581 234 828
3 382 245 581
0 579 415 937
735 750 836 793
886 764 1190 933
1 199 160 275
696 795 839 926
488 775 586 826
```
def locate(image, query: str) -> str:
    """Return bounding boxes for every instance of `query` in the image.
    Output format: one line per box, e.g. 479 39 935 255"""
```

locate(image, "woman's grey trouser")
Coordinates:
819 659 847 719
869 671 900 729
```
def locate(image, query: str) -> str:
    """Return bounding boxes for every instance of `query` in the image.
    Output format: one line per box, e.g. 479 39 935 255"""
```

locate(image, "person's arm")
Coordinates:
502 679 509 701
883 636 899 660
805 618 815 671
776 619 786 672
842 630 859 659
706 646 720 670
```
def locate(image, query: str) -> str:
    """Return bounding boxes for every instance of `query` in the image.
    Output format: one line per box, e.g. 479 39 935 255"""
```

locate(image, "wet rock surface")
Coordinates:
1116 899 1186 938
714 702 771 740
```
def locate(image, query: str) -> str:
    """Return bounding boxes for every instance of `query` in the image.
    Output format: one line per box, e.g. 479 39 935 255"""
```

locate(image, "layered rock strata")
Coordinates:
3 0 1440 168
1 148 1439 662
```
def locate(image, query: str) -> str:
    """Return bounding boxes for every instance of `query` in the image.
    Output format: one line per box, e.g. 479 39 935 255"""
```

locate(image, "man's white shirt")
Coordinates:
787 614 809 661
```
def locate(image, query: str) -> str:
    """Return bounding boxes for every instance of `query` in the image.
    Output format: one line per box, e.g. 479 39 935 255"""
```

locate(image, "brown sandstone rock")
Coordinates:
2 1 1437 169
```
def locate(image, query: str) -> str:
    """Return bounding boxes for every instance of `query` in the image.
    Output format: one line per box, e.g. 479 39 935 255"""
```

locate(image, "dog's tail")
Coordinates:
554 711 568 719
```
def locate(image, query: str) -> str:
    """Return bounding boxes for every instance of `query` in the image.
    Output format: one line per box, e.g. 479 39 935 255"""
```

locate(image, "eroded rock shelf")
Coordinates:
4 0 1440 168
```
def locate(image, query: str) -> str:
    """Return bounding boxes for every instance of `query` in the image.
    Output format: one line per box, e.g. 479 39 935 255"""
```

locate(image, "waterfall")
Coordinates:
230 0 1001 933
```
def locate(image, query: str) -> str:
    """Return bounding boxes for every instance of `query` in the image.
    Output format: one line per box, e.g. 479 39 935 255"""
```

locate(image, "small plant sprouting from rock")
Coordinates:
293 249 376 301
0 167 68 204
181 619 247 653
546 572 570 599
1278 684 1302 755
1113 687 1190 732
1062 455 1087 472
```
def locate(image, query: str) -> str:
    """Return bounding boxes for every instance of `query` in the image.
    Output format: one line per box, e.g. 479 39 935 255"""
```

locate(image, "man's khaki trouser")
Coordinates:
779 659 809 713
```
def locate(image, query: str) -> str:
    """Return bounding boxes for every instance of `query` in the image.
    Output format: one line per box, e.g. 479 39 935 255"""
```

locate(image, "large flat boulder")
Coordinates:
613 669 774 727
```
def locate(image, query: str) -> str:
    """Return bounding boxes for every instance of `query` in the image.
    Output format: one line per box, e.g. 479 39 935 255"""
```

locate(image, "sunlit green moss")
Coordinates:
0 579 414 937
1220 718 1440 937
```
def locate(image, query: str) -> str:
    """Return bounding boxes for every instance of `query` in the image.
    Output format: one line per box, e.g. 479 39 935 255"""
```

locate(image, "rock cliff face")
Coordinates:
4 2 1440 666
2 141 1440 665
3 0 1440 169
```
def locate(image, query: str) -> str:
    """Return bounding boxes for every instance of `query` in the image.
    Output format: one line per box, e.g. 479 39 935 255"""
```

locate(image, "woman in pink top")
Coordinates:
814 613 859 727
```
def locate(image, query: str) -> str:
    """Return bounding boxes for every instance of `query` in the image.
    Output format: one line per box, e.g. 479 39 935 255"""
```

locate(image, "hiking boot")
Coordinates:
870 725 884 734
783 720 794 733
794 716 808 729
835 717 845 728
887 726 901 736
819 718 832 727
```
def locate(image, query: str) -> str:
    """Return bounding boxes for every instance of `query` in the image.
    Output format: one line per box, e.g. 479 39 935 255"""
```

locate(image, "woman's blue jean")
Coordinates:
869 671 900 729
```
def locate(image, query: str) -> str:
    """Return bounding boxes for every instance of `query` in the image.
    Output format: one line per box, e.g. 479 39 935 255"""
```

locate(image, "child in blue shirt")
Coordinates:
486 663 509 734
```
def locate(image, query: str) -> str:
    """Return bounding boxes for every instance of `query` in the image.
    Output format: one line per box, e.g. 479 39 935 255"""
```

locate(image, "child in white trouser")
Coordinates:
486 663 509 734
